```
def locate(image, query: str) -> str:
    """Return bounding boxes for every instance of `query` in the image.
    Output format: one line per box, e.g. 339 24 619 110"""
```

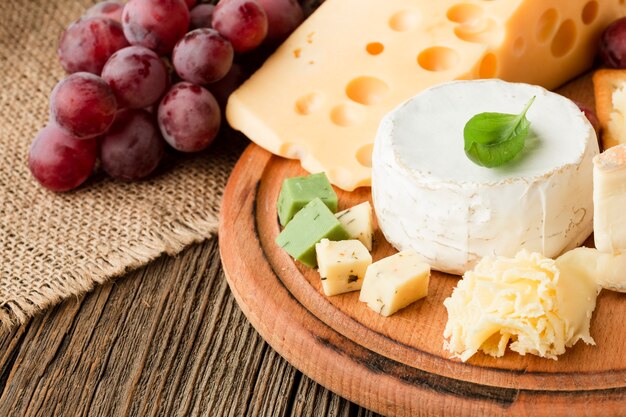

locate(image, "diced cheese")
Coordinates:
335 202 374 251
557 247 626 293
359 250 430 317
315 238 372 296
227 0 626 190
277 172 338 226
443 250 598 362
373 80 597 274
593 144 626 254
275 198 349 267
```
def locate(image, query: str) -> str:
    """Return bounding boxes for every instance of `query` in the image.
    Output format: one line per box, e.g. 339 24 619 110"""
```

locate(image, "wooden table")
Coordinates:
0 237 381 416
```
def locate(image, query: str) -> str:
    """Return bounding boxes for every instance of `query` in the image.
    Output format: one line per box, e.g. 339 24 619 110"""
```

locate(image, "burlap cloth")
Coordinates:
0 0 250 329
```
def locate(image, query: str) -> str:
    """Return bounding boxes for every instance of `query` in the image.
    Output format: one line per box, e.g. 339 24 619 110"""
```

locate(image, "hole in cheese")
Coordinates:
330 104 364 127
478 53 498 78
356 143 374 167
345 76 389 106
582 1 599 24
326 168 354 189
417 46 460 72
453 18 504 46
537 8 559 42
447 3 484 24
279 142 307 159
295 92 324 115
389 9 421 32
366 42 384 55
513 36 526 56
551 19 577 57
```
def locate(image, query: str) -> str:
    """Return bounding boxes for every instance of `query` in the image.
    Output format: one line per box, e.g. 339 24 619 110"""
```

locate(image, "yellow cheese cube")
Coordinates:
335 202 374 251
315 239 372 296
227 0 626 190
359 250 430 316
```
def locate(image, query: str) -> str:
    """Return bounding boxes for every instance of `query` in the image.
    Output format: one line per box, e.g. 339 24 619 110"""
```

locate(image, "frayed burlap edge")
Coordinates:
0 215 219 329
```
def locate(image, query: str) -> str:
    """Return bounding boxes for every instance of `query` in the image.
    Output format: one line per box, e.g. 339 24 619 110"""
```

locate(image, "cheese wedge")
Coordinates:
228 0 626 190
593 144 626 254
444 250 597 362
557 247 626 293
373 80 598 274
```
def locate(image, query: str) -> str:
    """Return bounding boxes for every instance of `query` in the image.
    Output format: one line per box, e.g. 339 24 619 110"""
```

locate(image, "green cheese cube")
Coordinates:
277 172 338 226
276 198 349 267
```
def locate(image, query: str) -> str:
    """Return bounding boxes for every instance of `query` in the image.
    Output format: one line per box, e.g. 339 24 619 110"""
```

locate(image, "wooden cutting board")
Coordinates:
218 73 626 417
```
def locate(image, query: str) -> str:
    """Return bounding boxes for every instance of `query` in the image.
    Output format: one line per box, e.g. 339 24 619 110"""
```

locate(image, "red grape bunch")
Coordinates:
29 0 305 192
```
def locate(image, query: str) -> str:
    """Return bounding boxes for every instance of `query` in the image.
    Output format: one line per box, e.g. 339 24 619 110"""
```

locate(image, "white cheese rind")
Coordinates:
372 80 598 275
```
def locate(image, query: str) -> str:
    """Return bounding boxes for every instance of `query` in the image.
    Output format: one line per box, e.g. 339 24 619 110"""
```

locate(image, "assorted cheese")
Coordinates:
265 3 626 360
315 238 372 296
228 0 626 190
275 178 428 313
335 202 374 251
359 251 430 317
373 80 598 274
443 250 598 362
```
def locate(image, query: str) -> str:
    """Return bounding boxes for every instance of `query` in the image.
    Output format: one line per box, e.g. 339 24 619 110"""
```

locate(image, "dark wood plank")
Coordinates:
0 239 373 417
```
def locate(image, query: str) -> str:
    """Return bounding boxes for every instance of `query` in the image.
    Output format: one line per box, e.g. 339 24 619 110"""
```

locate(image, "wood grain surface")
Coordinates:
0 238 381 417
219 73 626 416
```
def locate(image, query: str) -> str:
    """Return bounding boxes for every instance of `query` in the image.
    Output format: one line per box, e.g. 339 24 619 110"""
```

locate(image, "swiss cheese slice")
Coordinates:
373 80 598 274
227 0 626 190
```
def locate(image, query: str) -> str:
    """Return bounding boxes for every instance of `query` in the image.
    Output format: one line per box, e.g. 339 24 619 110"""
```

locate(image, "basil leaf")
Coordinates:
464 96 535 168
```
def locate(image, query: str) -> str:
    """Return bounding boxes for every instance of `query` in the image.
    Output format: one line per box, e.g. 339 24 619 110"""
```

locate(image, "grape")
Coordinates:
208 63 247 108
102 46 169 109
190 4 215 29
158 82 221 152
50 73 117 139
212 0 268 53
58 17 129 74
29 124 98 192
172 29 233 85
100 109 164 180
122 0 190 55
84 1 124 22
257 0 303 43
574 101 601 137
184 0 197 9
600 17 626 68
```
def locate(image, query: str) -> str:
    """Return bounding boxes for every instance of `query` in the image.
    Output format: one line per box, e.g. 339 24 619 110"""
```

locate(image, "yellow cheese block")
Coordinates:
227 0 626 190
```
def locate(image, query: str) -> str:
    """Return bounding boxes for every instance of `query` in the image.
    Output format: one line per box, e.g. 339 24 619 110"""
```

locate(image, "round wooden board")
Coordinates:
219 74 626 416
